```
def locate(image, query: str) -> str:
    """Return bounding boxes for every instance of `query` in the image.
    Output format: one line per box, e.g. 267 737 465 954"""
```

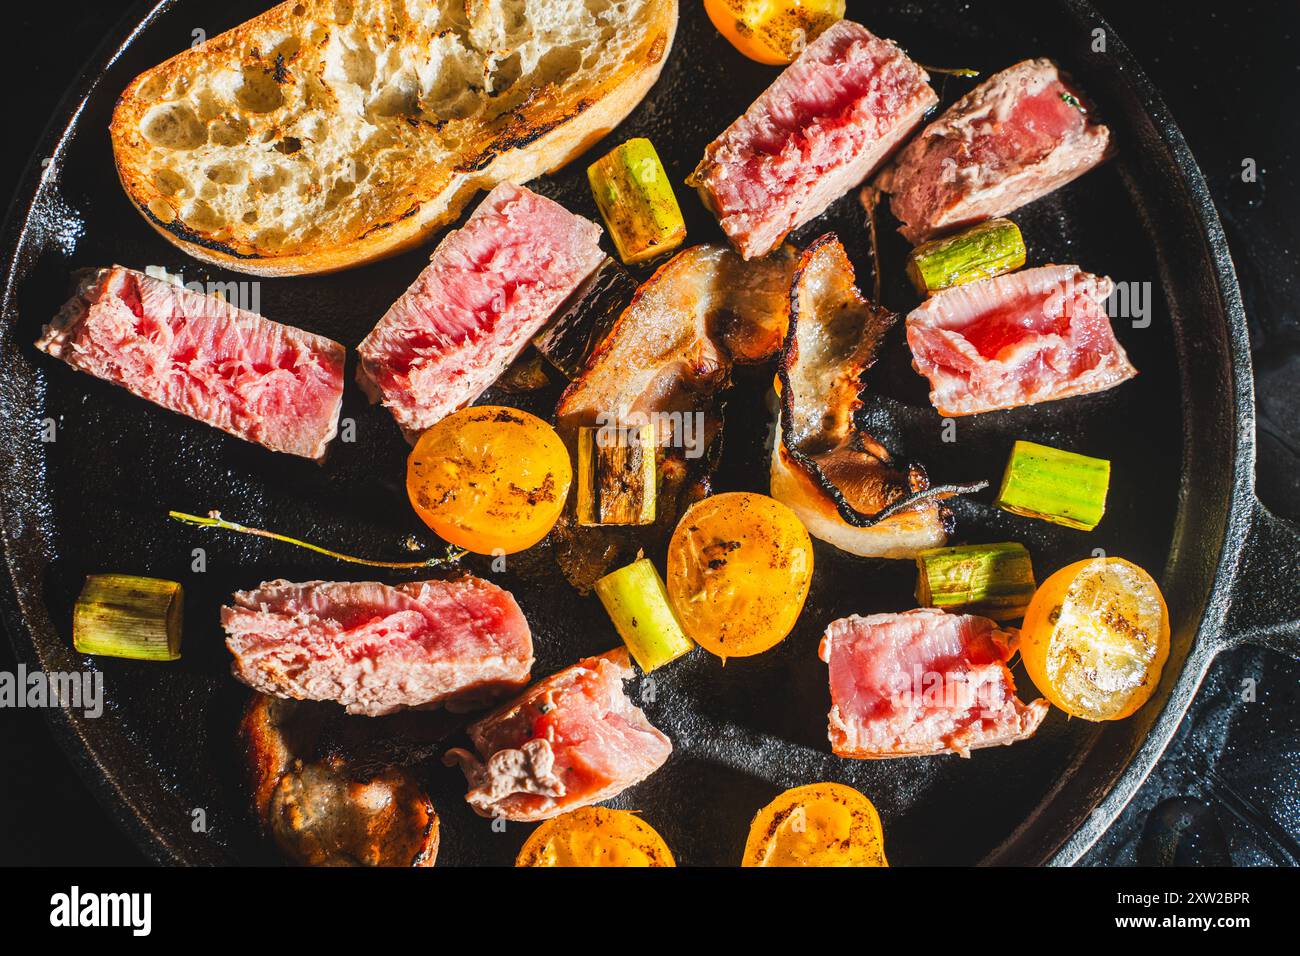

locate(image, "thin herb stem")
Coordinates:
919 64 980 78
168 510 466 570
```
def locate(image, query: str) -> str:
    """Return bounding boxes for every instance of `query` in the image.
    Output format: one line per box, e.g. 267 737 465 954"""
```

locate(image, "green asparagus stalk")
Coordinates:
588 138 686 265
74 575 183 661
595 557 695 672
906 218 1027 296
995 441 1111 531
915 542 1036 620
577 424 657 526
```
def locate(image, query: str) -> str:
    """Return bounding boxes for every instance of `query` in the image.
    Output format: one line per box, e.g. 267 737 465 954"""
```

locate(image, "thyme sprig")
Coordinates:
168 510 466 570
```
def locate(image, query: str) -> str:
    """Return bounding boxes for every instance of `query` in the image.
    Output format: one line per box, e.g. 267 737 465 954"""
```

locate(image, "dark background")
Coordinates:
1 1 1296 866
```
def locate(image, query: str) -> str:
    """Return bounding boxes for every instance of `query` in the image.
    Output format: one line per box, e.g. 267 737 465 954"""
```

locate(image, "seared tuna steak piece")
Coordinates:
906 264 1137 416
444 648 671 821
688 20 935 259
820 608 1048 758
878 59 1112 244
223 578 534 717
36 266 344 459
357 182 604 437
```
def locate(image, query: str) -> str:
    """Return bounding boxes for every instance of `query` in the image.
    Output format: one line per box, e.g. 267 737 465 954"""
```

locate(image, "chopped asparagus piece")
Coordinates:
906 218 1027 296
577 424 657 526
588 138 686 265
915 542 1036 620
73 575 183 661
996 440 1110 531
595 558 695 672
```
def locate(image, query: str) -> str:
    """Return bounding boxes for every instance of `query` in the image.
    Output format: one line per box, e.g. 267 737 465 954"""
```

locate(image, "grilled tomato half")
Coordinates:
1019 557 1170 721
515 807 675 867
704 0 846 65
406 406 572 555
743 782 887 867
666 492 813 659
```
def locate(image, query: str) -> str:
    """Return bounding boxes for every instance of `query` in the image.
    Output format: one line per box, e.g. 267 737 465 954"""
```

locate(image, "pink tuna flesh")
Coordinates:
819 608 1048 758
879 58 1112 243
222 578 534 717
905 263 1137 416
357 182 604 437
690 20 936 259
444 649 672 821
36 267 344 459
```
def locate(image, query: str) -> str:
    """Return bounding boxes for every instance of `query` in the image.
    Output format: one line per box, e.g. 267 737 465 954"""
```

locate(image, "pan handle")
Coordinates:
1220 500 1300 658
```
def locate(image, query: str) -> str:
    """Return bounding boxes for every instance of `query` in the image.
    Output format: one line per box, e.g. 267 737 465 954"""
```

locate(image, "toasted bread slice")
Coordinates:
110 0 677 276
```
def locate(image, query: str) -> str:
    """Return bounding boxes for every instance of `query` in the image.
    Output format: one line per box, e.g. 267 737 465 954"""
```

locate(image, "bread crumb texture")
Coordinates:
112 0 657 261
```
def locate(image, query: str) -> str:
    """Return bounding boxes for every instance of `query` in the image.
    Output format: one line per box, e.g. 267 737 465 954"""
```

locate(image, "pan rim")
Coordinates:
1026 0 1255 866
0 0 201 866
0 0 1256 867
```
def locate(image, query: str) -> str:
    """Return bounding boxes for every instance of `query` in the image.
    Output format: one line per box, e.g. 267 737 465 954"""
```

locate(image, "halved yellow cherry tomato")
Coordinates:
666 492 813 659
1019 557 1170 721
406 406 572 555
743 782 887 867
704 0 846 65
515 807 675 867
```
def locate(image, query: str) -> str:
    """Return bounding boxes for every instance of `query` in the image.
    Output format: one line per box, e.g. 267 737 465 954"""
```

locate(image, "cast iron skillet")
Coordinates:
2 0 1297 866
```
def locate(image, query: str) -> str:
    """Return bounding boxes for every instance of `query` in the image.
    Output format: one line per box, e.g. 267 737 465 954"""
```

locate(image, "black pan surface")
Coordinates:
2 0 1296 866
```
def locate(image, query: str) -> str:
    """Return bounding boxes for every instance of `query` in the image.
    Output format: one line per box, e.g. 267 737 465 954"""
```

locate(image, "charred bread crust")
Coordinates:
109 0 678 276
